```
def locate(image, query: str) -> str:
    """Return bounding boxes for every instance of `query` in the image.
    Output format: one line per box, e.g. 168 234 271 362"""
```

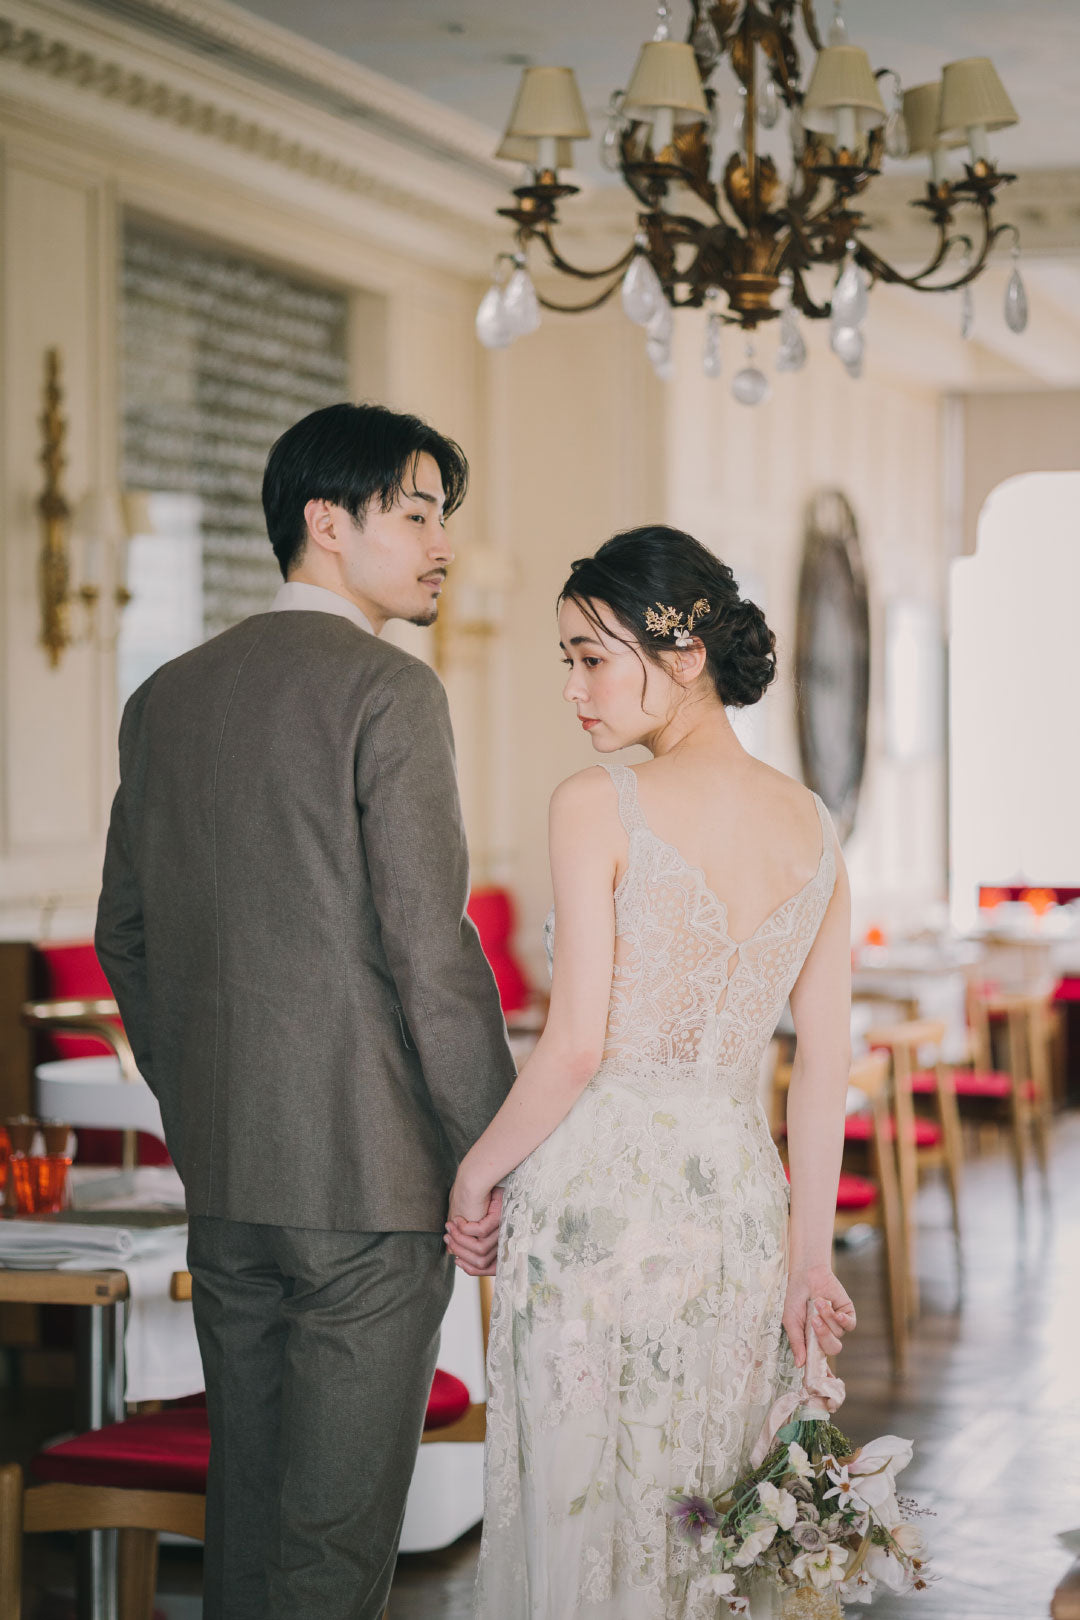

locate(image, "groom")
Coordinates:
96 402 515 1618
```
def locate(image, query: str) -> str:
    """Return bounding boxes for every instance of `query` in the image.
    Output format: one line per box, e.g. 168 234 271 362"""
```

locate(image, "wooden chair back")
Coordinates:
864 1018 963 1318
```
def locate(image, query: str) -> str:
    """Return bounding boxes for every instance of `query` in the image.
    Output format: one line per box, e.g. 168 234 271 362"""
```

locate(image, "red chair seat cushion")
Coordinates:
835 1172 878 1211
425 1368 471 1430
32 1404 211 1494
911 1069 1035 1101
32 1371 472 1491
844 1113 940 1148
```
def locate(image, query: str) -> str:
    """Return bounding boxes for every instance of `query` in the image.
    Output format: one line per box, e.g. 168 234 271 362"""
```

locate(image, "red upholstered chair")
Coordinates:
29 940 170 1167
772 1053 907 1374
0 1275 493 1620
915 988 1051 1202
467 888 534 1019
865 1019 964 1320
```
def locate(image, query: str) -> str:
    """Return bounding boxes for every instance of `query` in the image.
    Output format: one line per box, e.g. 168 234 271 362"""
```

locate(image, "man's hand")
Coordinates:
445 1184 503 1276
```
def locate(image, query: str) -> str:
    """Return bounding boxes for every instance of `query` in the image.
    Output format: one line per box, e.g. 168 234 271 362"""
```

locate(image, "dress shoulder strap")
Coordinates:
596 761 648 836
811 792 838 894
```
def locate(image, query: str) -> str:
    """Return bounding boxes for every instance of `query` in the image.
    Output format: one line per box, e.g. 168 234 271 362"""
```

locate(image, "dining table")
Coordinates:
0 1168 197 1620
0 1257 129 1620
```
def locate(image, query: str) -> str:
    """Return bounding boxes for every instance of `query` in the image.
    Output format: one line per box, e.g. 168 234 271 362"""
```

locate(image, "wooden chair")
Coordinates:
0 1274 494 1620
865 1019 964 1319
772 1053 908 1374
958 988 1052 1198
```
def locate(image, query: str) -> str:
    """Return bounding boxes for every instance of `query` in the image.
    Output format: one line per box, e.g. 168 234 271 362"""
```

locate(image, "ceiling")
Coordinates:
226 0 1080 180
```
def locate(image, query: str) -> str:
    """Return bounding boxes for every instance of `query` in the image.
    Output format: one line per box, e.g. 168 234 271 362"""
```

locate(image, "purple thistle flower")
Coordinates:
667 1494 720 1543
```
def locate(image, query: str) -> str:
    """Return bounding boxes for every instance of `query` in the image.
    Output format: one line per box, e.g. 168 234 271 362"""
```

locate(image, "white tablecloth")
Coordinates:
0 1172 203 1404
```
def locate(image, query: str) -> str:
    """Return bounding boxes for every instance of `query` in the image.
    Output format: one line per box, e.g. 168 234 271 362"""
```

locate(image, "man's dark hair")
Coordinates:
261 402 469 579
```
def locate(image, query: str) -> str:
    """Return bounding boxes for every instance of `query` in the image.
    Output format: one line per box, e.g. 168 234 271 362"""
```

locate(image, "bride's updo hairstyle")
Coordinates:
560 525 776 708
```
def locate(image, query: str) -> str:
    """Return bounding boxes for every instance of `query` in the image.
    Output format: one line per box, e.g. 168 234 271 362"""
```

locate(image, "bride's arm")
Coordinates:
783 836 857 1365
447 769 618 1242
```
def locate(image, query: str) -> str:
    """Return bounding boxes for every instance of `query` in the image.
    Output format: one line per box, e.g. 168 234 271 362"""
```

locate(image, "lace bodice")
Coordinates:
547 761 836 1097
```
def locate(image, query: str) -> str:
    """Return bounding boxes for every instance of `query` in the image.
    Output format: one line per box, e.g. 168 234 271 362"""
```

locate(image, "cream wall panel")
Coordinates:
664 311 946 935
961 390 1080 555
483 307 664 972
1 147 113 903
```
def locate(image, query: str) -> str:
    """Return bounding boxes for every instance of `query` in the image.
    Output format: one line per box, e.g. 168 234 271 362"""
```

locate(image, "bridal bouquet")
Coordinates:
668 1332 931 1616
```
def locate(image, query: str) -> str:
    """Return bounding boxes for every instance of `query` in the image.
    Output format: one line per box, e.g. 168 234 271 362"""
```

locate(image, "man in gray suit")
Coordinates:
96 402 516 1618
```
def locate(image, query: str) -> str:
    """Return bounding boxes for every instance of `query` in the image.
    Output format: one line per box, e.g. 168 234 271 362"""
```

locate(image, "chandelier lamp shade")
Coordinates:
800 44 885 150
498 66 591 175
478 1 1026 402
624 40 710 158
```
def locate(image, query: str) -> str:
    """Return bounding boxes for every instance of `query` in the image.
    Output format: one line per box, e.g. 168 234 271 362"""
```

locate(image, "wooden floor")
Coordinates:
7 1115 1079 1618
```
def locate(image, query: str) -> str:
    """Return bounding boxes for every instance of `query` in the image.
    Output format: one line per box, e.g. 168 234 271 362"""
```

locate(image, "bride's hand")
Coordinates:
783 1264 856 1367
445 1180 503 1276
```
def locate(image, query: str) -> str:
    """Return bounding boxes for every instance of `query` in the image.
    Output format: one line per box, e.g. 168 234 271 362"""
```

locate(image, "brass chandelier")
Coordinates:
477 0 1026 403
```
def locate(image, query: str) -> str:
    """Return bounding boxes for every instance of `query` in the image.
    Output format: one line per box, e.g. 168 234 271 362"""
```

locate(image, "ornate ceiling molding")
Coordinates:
0 0 511 266
71 0 511 183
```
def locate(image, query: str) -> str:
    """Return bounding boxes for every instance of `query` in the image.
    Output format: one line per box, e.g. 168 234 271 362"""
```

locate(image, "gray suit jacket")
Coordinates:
95 610 516 1232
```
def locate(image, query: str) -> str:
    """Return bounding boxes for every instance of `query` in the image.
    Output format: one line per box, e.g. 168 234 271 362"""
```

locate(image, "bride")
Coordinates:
446 524 856 1619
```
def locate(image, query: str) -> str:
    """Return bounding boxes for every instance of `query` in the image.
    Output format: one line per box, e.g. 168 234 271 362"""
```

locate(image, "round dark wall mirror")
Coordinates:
794 491 870 844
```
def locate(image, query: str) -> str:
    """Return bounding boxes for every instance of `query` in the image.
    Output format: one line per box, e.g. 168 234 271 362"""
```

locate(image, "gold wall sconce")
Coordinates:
37 347 130 669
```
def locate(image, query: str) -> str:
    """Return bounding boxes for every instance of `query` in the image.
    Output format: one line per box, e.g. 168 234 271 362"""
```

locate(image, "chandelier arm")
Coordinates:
855 220 1014 295
535 276 626 314
529 225 637 283
620 159 665 215
789 265 833 321
796 0 825 53
758 3 808 109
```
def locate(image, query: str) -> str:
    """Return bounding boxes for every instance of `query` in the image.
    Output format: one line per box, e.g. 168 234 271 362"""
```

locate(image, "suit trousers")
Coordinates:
187 1216 454 1620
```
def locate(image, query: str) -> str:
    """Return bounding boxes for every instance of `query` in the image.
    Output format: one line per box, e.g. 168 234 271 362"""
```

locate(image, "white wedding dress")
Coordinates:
475 761 837 1620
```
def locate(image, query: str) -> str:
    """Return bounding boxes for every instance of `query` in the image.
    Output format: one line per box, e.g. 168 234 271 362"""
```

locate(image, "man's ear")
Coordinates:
303 498 343 556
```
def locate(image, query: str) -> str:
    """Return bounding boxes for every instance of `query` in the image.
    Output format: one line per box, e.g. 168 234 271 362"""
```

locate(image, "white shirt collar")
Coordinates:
270 581 375 637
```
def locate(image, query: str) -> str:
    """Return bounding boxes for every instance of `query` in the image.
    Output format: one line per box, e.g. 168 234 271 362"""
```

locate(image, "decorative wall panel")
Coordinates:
121 221 349 637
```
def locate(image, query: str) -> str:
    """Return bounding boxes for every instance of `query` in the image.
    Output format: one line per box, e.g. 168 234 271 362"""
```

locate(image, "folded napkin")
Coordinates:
0 1218 204 1403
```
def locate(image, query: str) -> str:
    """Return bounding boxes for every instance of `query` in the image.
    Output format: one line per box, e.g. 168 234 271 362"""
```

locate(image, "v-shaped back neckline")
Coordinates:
603 761 830 953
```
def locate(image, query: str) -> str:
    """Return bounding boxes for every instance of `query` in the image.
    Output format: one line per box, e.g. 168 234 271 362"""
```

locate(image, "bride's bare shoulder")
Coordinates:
549 764 619 818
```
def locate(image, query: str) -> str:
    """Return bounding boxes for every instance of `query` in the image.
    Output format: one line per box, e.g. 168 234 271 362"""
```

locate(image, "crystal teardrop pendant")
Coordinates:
622 253 664 325
776 306 807 372
885 104 909 159
732 343 770 406
691 12 721 60
960 283 975 340
703 312 723 378
758 77 781 130
600 120 622 172
1004 265 1029 333
475 284 513 349
646 301 674 346
645 300 674 379
831 258 868 328
646 332 674 381
502 266 541 337
830 324 863 366
733 86 748 155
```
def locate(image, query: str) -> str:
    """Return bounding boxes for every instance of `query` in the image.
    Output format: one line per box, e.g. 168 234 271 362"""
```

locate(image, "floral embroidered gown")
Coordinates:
475 761 838 1620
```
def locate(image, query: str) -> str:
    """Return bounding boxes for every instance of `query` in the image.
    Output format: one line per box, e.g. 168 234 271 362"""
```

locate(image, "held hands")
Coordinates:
445 1178 503 1277
783 1264 856 1367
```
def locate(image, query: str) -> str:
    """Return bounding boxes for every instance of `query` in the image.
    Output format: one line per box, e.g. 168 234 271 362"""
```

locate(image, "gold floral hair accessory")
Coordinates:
644 598 711 649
